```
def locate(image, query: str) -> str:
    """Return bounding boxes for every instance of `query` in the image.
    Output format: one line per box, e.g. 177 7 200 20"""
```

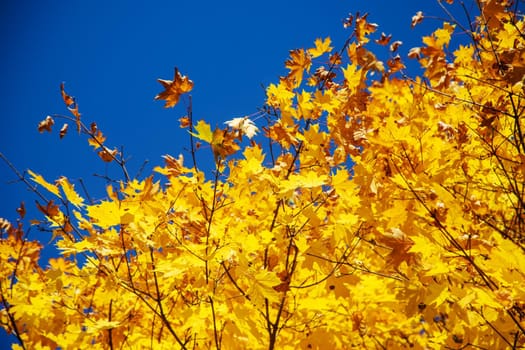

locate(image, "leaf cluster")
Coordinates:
2 1 525 349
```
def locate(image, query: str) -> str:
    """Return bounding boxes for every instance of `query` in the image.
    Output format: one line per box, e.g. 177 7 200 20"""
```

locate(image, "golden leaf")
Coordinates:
285 49 312 87
190 120 213 143
308 37 333 58
88 130 106 150
27 169 61 198
56 177 84 208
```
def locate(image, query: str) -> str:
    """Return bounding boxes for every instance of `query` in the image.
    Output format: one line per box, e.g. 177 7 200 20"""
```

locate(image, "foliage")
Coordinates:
2 0 525 348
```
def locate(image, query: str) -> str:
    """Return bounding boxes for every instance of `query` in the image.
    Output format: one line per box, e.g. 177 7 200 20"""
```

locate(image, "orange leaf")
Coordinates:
285 49 312 87
265 122 299 148
38 116 55 133
98 147 118 162
387 55 405 73
60 82 74 106
211 128 240 161
155 67 194 108
375 32 392 45
355 15 378 43
88 130 106 150
36 200 60 218
179 116 190 128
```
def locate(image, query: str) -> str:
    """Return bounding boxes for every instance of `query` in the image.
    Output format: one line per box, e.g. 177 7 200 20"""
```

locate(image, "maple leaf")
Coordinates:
265 122 299 148
155 67 194 108
210 127 240 161
377 228 416 269
98 146 118 162
154 154 186 177
248 270 282 306
387 55 405 73
190 120 213 143
355 15 378 43
27 169 61 198
342 63 364 91
87 130 106 150
375 32 392 45
285 49 312 87
308 37 333 58
56 177 84 208
433 22 455 48
224 116 259 139
190 120 240 161
35 199 60 218
86 200 121 229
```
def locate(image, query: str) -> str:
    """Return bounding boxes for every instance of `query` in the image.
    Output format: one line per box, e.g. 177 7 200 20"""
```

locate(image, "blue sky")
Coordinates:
0 0 468 346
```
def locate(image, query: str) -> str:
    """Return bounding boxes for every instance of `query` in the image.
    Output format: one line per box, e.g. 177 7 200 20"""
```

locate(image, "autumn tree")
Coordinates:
1 0 525 348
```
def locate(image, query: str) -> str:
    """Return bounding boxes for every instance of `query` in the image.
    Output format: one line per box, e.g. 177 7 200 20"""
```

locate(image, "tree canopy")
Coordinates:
1 0 525 349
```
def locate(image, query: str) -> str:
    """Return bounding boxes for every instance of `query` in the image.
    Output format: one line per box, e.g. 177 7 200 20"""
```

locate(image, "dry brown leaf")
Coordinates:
375 32 392 45
38 116 55 133
59 123 69 139
411 11 424 28
16 202 26 219
98 146 118 162
179 116 190 128
390 40 403 52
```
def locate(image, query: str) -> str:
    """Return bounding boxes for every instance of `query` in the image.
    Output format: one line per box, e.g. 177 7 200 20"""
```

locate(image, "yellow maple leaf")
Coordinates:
86 200 120 228
56 177 84 208
155 67 194 108
249 270 282 306
308 37 333 58
88 319 122 333
87 130 106 150
27 169 62 198
342 63 363 92
434 22 454 47
189 120 213 143
266 82 295 109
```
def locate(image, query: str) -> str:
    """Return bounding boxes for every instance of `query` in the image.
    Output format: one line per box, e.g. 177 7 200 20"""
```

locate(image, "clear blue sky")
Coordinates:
0 0 468 346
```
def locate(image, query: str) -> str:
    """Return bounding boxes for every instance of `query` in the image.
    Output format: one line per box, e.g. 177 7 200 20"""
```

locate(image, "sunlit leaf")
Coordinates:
27 169 61 198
